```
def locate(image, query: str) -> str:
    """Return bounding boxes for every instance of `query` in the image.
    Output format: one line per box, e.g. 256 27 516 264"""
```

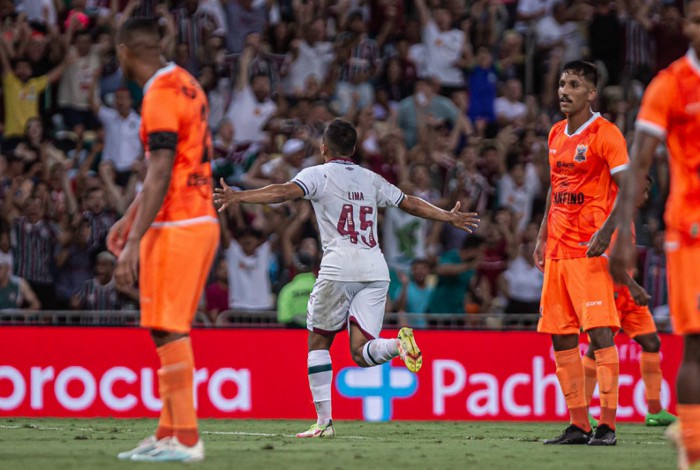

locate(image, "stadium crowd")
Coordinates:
0 0 682 326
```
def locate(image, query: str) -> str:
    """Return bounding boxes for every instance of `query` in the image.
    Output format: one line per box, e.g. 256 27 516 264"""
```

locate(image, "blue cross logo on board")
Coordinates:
336 362 418 421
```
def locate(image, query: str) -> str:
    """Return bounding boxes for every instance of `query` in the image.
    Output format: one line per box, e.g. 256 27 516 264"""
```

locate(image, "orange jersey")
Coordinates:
546 114 629 259
636 50 700 244
140 63 216 225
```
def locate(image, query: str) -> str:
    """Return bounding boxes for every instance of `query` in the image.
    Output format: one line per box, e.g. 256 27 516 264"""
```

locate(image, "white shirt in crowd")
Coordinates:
225 85 277 144
225 240 273 310
97 106 142 172
408 43 428 79
17 0 57 27
198 0 228 36
494 97 527 123
498 165 540 232
502 256 544 303
382 207 427 274
535 15 582 64
422 21 465 87
292 160 406 282
58 46 101 111
208 77 231 129
515 0 557 32
286 40 335 95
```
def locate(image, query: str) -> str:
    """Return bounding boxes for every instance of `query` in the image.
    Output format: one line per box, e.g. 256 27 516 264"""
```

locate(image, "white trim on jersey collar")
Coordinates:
143 62 177 93
688 48 700 78
564 111 601 137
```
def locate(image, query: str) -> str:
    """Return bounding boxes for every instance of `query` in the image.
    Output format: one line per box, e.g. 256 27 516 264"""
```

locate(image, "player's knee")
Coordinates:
351 348 369 367
640 334 661 353
587 327 615 350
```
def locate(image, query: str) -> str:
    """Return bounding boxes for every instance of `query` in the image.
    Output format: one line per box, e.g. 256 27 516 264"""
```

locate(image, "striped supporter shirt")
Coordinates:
11 217 60 284
74 278 123 311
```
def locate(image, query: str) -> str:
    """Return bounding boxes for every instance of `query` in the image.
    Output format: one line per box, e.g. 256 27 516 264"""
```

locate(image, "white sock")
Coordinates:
362 339 400 366
308 349 332 426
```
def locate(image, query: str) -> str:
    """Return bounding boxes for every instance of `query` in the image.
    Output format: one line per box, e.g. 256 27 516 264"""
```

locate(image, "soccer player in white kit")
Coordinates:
215 119 479 437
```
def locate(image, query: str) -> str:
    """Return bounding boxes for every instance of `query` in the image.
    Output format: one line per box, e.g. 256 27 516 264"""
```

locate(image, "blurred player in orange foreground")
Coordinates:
108 18 219 462
610 0 700 466
584 178 676 428
534 60 628 446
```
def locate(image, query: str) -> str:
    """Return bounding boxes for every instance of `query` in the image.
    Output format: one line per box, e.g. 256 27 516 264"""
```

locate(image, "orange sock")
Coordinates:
678 405 700 465
594 346 619 430
582 355 597 407
157 337 199 447
554 348 590 432
155 368 173 440
640 352 662 414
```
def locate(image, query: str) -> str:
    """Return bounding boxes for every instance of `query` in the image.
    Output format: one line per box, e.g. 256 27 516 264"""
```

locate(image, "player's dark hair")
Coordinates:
117 17 161 46
562 60 599 87
323 119 357 158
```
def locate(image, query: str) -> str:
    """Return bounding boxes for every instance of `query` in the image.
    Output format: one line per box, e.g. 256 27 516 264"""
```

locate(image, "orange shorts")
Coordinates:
615 284 657 338
538 257 619 335
140 221 219 334
666 230 700 335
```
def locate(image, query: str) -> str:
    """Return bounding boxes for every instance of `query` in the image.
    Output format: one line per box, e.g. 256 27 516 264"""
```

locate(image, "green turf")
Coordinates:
0 418 675 469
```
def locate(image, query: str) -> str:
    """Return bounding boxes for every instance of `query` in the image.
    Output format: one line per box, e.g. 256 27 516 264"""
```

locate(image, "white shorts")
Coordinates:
306 279 389 339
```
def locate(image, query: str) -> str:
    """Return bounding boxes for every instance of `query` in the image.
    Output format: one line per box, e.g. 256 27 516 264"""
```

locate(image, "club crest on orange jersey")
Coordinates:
574 144 587 163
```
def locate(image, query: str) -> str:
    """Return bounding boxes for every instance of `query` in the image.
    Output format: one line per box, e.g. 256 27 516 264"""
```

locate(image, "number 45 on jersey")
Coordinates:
337 204 376 248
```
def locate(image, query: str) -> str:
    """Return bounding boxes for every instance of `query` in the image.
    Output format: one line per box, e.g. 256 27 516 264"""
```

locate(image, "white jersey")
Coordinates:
292 159 406 282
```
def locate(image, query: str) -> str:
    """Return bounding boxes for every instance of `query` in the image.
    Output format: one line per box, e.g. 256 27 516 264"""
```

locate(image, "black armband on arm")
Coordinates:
148 132 177 151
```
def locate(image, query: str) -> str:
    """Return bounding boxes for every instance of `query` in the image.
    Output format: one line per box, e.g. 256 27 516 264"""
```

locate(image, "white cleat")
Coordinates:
295 420 335 438
131 436 205 462
116 435 159 460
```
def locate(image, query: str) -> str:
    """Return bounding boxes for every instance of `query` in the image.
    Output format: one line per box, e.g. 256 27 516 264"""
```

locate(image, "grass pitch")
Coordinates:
0 418 675 470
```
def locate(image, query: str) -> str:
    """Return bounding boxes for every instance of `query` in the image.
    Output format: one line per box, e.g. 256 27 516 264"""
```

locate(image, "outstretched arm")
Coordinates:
214 178 304 210
414 0 431 27
399 196 479 233
0 39 13 78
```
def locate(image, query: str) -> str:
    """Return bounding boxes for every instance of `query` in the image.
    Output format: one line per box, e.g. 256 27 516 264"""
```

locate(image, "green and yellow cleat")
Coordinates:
646 409 678 426
398 327 422 373
295 420 335 438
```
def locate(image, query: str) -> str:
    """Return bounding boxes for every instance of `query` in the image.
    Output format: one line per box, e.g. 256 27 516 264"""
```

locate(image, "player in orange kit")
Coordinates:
107 18 219 462
584 178 676 428
534 61 628 446
610 0 700 466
